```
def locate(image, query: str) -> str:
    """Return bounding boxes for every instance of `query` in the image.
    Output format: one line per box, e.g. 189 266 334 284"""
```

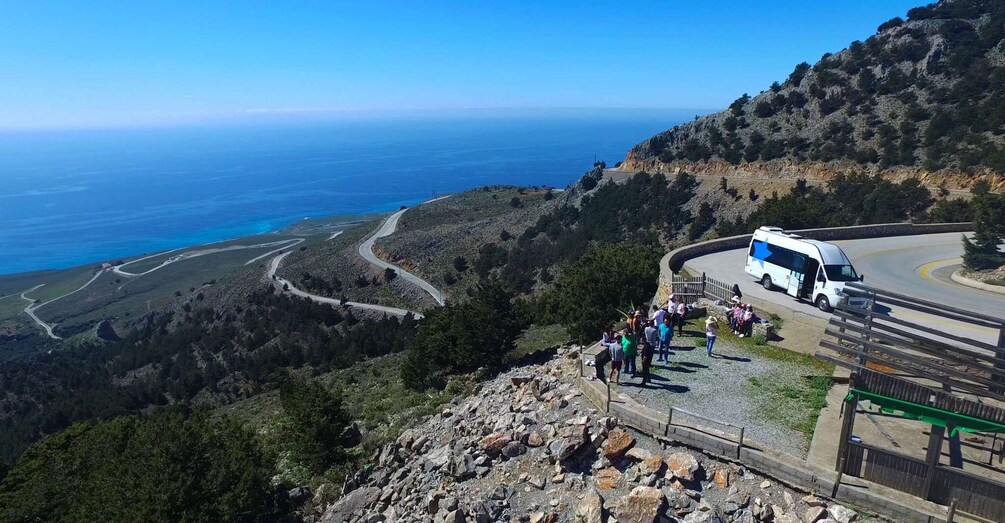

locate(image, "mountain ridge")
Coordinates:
624 0 1005 193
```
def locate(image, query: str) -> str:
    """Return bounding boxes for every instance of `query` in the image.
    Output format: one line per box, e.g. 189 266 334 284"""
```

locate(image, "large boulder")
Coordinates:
424 444 451 471
639 455 665 476
576 489 605 523
479 432 511 454
827 506 858 523
619 486 666 523
666 452 700 482
603 429 635 459
321 487 381 523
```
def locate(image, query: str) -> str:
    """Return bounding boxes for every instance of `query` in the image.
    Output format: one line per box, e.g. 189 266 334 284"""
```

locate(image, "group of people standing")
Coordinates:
600 296 690 386
595 291 760 385
727 297 758 338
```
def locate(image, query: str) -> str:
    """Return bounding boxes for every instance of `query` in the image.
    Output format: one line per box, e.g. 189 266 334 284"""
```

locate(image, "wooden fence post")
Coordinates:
737 426 745 459
606 379 611 414
923 425 946 501
835 373 859 471
831 455 845 499
994 327 1005 394
578 338 584 378
946 499 957 523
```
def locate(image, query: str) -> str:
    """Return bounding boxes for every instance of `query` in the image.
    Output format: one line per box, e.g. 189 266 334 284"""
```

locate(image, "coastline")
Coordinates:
0 210 387 280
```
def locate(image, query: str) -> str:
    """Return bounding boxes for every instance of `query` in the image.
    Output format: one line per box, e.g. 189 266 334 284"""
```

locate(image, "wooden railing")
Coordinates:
843 441 1005 521
818 282 1005 521
669 273 735 303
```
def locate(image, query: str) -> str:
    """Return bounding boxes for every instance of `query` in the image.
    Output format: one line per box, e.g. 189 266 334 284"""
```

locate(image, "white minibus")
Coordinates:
744 226 869 312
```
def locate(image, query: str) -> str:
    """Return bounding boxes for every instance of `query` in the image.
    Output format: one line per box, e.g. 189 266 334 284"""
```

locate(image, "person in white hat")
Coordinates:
704 316 718 357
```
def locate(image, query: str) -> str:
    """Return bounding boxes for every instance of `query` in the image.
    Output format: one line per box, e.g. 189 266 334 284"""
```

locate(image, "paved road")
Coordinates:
358 205 446 306
685 232 1005 345
20 270 103 340
267 251 420 318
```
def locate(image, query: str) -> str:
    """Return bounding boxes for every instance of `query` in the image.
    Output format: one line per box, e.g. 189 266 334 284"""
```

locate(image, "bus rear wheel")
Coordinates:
816 295 832 313
761 275 774 291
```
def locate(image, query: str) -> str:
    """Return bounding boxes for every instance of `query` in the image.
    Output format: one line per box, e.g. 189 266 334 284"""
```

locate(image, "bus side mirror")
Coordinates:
859 275 865 282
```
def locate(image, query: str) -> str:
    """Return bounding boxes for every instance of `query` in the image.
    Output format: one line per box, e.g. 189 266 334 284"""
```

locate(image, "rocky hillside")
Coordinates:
625 0 1005 192
314 350 871 523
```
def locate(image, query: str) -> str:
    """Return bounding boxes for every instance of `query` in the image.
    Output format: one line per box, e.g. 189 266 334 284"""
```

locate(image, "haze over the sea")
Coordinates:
0 110 693 275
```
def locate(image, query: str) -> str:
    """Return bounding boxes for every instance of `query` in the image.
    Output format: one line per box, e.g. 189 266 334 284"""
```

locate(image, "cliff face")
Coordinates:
621 154 1005 193
625 0 1005 191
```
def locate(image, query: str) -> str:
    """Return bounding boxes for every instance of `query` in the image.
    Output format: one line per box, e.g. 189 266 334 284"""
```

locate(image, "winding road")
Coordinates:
685 231 1005 345
19 237 311 339
267 251 420 318
268 196 451 317
20 197 449 338
357 204 446 306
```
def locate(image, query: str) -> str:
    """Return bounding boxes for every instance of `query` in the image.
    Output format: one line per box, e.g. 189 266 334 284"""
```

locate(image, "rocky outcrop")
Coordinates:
316 349 873 523
619 156 1005 194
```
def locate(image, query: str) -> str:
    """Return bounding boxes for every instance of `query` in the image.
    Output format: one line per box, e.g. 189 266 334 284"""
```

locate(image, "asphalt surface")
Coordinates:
357 202 446 306
267 251 420 318
685 232 1005 346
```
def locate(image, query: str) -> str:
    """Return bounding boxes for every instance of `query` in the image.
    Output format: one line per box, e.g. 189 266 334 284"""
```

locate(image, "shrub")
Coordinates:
962 182 1005 270
788 62 811 86
401 282 525 390
540 242 661 342
279 378 356 474
877 17 904 32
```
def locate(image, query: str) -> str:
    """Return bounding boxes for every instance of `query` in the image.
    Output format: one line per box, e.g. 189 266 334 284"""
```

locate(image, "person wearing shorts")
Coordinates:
608 335 624 385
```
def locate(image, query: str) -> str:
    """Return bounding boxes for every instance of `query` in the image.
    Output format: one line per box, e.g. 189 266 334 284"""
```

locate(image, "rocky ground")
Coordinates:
311 349 877 523
959 264 1005 286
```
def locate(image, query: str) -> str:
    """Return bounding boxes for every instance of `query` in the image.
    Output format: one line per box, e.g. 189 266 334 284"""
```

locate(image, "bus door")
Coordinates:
786 254 806 298
802 258 820 299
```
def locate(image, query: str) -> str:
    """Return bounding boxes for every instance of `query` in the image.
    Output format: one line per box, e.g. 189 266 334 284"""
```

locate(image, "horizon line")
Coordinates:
0 106 715 134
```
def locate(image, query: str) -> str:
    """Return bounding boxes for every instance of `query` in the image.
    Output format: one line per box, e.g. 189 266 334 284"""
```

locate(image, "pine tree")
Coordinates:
962 181 1005 270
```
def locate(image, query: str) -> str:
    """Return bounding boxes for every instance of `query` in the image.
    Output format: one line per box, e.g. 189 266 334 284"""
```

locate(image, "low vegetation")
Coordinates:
0 411 275 521
633 0 1005 174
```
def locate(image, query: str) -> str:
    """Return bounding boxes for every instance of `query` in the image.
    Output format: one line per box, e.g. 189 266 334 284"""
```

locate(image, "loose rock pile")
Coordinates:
316 348 869 523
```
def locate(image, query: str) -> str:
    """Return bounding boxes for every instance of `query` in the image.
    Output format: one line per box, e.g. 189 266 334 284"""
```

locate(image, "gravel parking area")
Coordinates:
607 327 832 459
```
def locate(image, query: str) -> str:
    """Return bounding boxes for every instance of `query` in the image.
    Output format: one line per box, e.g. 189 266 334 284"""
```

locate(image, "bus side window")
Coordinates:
748 242 757 256
817 268 825 282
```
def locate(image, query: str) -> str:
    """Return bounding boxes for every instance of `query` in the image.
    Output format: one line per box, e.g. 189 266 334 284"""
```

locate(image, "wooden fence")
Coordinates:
670 273 735 303
843 441 1005 521
817 282 1005 521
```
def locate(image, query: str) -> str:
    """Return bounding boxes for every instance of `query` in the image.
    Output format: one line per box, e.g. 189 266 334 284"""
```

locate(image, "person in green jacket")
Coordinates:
621 327 637 378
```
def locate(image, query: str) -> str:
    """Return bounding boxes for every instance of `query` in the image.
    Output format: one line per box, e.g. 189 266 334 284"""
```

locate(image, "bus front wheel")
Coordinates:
761 275 774 291
816 295 832 313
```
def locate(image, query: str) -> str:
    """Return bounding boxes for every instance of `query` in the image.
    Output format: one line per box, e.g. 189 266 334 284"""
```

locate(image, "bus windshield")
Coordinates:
824 264 859 282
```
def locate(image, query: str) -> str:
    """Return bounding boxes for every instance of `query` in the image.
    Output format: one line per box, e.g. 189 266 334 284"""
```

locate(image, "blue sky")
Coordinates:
0 1 921 130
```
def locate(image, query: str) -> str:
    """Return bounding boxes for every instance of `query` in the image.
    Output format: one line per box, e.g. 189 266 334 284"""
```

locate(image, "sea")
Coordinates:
0 111 692 275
